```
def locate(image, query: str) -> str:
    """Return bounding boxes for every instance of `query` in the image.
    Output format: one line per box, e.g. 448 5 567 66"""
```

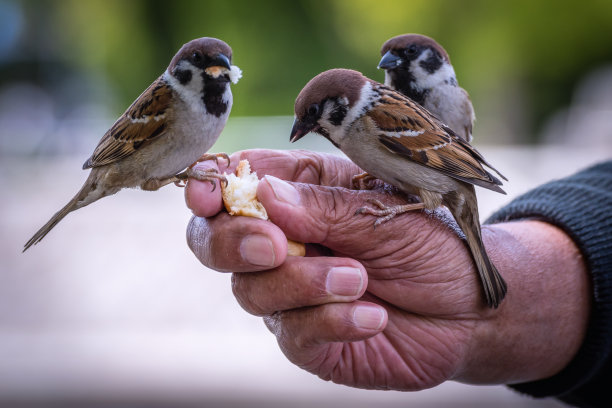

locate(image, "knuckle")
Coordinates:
312 187 360 242
279 311 311 349
231 273 267 316
294 151 322 182
291 260 328 300
325 188 353 224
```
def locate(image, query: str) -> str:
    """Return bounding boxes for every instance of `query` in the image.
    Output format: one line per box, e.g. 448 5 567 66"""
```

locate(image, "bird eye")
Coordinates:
191 52 203 64
307 104 320 117
406 45 418 56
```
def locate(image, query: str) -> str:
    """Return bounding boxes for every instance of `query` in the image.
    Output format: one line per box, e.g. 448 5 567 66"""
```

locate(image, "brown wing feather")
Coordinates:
83 76 173 169
368 90 506 193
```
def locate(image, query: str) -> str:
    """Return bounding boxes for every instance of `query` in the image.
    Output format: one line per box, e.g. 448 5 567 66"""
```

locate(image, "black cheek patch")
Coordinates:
329 104 348 126
174 68 193 85
419 51 443 74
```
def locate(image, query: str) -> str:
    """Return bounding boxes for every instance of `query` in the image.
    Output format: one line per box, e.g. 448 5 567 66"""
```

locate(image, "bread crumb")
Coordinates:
222 160 268 219
221 160 305 257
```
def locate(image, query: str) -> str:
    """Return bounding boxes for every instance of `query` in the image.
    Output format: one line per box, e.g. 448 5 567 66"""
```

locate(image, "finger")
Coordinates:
256 175 418 253
232 149 362 187
231 257 367 316
264 301 387 350
185 149 362 217
185 160 223 217
186 212 288 272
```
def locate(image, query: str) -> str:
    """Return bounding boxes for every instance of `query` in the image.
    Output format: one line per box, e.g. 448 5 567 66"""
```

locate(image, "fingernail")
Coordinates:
353 306 385 330
264 175 300 206
326 267 363 296
240 235 275 267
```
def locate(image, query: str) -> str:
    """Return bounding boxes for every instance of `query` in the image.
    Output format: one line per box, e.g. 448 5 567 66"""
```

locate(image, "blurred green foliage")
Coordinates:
4 0 612 142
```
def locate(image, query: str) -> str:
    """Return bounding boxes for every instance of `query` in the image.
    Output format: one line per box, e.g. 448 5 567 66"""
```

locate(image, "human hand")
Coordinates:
185 149 589 391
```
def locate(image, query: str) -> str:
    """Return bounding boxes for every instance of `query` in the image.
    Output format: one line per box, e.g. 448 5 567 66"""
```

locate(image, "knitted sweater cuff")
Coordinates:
485 161 612 398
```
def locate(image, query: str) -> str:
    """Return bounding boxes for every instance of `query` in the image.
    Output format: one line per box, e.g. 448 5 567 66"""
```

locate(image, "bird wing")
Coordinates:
367 90 506 193
83 77 174 169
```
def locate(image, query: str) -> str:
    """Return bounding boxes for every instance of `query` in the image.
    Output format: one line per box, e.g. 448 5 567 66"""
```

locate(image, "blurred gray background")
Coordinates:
1 0 612 406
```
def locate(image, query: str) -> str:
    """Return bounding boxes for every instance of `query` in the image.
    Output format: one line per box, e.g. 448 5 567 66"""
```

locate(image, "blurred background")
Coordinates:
1 0 611 406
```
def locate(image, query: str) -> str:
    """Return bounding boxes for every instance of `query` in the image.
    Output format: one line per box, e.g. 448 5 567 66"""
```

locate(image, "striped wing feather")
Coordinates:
368 90 506 193
83 77 173 169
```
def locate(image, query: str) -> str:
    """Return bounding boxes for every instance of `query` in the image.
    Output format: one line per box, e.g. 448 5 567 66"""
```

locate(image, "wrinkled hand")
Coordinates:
185 149 491 391
184 149 589 391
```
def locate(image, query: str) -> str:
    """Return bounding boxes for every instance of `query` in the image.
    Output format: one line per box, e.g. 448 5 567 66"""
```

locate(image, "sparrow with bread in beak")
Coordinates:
24 37 242 251
379 34 475 143
290 69 508 308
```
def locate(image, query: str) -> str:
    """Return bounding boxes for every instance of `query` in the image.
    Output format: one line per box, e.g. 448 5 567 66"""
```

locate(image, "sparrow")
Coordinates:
23 37 242 251
379 34 475 143
289 68 508 308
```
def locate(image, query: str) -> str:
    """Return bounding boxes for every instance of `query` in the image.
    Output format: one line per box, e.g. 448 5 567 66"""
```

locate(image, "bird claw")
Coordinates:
174 167 228 192
356 198 425 227
351 172 378 190
193 152 231 167
174 152 230 189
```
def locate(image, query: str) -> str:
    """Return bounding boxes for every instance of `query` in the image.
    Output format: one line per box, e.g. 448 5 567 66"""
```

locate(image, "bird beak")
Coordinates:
378 50 403 69
207 54 232 70
290 118 313 143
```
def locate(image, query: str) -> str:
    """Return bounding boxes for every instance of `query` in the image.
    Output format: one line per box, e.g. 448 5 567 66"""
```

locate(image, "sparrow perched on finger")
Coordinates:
379 34 475 143
24 37 242 251
290 68 508 308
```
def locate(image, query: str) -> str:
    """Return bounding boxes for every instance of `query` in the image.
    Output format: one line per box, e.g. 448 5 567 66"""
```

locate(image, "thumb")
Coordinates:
184 160 223 217
257 175 412 254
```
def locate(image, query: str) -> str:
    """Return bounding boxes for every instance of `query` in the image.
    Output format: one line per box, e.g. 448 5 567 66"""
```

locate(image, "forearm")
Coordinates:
456 220 590 384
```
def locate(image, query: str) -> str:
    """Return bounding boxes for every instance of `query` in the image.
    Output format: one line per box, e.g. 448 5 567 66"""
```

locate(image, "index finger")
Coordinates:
186 148 363 217
231 149 361 187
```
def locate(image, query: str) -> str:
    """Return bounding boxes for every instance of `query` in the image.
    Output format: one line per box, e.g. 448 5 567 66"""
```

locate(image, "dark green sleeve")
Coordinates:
485 160 612 407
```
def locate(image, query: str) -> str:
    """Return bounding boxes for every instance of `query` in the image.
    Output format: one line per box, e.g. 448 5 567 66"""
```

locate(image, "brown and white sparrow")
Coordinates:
290 68 508 308
379 34 475 143
24 37 242 251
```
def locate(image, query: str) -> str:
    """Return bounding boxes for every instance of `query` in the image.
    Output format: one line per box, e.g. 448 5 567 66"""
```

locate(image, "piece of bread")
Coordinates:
222 160 268 219
221 160 306 257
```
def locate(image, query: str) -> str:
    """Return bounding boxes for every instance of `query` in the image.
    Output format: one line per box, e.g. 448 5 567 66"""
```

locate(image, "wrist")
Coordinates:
456 220 590 384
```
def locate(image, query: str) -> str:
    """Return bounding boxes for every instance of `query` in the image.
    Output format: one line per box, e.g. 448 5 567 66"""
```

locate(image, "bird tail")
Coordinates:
23 197 79 252
453 198 507 308
23 171 101 252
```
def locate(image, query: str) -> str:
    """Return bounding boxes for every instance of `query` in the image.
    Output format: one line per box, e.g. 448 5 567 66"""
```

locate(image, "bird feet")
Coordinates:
351 172 378 190
194 152 231 167
173 152 230 188
355 198 425 227
174 167 228 191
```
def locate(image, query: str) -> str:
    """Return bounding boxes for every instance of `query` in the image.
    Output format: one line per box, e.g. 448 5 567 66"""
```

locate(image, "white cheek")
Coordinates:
411 50 457 89
163 61 205 110
319 105 337 136
344 81 377 126
221 84 233 107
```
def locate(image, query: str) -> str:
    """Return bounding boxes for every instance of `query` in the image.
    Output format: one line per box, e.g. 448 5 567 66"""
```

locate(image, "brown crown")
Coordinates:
168 37 233 71
381 34 450 63
295 69 366 118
